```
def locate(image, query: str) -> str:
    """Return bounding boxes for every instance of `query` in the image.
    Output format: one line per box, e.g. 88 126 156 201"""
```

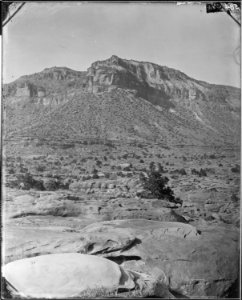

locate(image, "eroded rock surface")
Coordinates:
3 219 239 298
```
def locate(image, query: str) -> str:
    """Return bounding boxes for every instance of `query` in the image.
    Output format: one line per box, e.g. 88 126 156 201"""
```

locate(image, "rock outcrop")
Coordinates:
3 219 240 298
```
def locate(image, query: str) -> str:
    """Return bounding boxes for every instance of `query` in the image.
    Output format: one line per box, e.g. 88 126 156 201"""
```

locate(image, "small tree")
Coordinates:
92 168 99 179
139 165 181 204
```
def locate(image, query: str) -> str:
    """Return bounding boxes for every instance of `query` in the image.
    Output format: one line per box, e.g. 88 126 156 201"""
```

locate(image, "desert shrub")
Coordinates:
35 165 45 172
104 172 110 179
96 160 102 167
199 168 207 177
36 141 44 147
92 168 99 179
170 168 186 176
137 143 144 148
191 168 207 177
13 173 67 191
117 171 125 177
157 163 166 173
140 159 144 163
15 173 45 190
191 169 198 175
149 161 156 172
170 175 179 179
62 178 71 189
105 141 116 148
204 168 215 174
139 165 181 204
231 164 240 173
43 178 61 191
231 193 239 203
8 168 15 174
82 175 92 181
19 166 28 173
60 143 75 149
178 168 187 175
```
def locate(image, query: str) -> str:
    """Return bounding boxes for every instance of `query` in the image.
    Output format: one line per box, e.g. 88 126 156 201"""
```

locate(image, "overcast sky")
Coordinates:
3 2 240 87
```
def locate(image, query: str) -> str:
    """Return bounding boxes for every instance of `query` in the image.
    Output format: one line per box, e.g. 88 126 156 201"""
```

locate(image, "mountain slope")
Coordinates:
3 55 240 146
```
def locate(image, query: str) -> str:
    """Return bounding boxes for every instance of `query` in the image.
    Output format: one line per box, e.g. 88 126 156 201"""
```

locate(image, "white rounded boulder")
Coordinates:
3 253 135 298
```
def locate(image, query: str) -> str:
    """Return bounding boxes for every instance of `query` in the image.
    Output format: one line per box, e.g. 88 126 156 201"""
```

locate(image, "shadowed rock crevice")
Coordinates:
105 255 142 265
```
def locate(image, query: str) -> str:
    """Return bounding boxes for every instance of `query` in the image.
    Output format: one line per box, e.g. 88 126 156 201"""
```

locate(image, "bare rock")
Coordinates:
2 253 135 298
78 220 239 298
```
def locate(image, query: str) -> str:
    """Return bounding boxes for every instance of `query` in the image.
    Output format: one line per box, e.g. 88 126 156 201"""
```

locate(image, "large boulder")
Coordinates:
2 253 135 298
3 253 174 298
3 219 239 298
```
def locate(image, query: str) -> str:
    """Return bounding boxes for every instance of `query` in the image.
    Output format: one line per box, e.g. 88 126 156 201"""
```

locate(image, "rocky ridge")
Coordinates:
3 55 240 146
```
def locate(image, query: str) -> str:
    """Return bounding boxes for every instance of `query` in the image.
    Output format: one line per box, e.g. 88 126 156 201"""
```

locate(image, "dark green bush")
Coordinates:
36 165 45 172
139 165 182 204
231 164 240 173
231 193 239 202
92 168 99 179
16 173 45 190
8 168 15 174
191 168 207 177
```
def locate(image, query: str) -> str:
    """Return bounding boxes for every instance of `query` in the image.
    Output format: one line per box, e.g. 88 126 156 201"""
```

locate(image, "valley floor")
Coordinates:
2 141 240 298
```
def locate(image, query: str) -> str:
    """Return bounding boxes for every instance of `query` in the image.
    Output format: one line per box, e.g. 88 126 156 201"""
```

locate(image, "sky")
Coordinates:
3 2 241 87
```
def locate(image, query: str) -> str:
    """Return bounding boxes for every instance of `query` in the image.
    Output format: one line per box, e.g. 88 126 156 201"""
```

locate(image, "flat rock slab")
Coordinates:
3 219 239 298
3 253 135 298
78 220 239 298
